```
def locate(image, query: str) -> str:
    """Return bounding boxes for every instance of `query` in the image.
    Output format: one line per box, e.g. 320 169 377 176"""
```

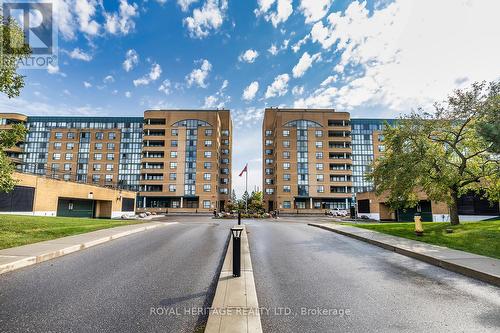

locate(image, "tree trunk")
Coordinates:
449 190 460 225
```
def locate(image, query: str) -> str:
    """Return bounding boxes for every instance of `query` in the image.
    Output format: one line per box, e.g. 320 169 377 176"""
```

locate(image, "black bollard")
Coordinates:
238 211 241 225
231 227 243 277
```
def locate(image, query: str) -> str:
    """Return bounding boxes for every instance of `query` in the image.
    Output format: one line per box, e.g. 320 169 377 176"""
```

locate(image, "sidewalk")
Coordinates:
0 221 176 275
309 223 500 287
205 225 263 333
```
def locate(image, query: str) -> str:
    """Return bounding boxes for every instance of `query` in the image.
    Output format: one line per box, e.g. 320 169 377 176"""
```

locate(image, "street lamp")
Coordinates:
231 226 244 277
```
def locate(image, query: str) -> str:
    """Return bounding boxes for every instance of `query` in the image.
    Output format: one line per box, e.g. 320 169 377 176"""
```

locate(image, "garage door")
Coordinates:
57 198 95 218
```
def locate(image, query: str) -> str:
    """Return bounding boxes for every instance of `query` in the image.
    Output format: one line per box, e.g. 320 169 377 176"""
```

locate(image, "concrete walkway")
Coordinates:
309 223 500 287
205 225 263 333
0 221 175 275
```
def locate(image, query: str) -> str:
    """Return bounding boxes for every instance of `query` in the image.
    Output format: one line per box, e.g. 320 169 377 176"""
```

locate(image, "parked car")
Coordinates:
327 208 348 217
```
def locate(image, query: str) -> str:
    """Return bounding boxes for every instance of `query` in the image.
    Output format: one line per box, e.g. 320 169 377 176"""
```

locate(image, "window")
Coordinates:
265 139 273 146
265 188 274 194
64 163 71 171
170 151 178 158
54 132 63 139
265 130 272 137
170 162 177 169
283 174 291 181
65 153 73 161
92 174 100 182
283 141 290 148
222 149 229 155
296 201 306 209
283 162 290 170
265 149 273 155
204 151 212 158
265 178 274 185
94 153 102 160
283 201 291 209
107 143 115 150
171 140 178 147
205 129 213 136
219 188 228 194
108 132 116 140
265 168 273 175
93 164 101 171
222 129 229 137
315 141 323 148
283 185 291 193
204 140 212 147
66 143 74 150
171 129 178 136
203 200 211 209
316 163 323 170
54 142 62 150
53 153 61 160
67 132 75 139
106 164 114 171
106 153 114 161
317 185 324 193
95 143 103 150
63 174 71 181
169 173 176 180
282 130 290 137
221 168 229 175
203 184 211 192
265 158 273 165
316 152 323 159
316 174 324 182
51 163 60 171
222 139 229 145
204 162 212 169
315 130 323 137
283 151 290 159
204 173 211 180
105 175 113 182
169 184 176 192
95 132 104 140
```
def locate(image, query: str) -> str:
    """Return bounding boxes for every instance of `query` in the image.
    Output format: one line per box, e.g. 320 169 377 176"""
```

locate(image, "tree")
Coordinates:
0 16 30 192
369 81 500 225
1 16 32 98
248 191 264 214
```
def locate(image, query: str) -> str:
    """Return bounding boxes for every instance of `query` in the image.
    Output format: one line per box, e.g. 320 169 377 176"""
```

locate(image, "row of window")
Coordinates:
53 142 116 151
53 132 117 140
265 186 352 195
52 153 116 161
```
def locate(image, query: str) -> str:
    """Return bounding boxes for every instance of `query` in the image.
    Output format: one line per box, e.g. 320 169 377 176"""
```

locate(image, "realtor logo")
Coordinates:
1 0 58 69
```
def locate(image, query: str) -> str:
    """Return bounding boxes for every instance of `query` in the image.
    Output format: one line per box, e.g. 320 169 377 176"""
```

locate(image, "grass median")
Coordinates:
344 220 500 259
0 214 144 250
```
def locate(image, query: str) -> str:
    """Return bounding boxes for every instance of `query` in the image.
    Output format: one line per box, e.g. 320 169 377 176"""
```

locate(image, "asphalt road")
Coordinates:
0 219 231 333
246 220 500 333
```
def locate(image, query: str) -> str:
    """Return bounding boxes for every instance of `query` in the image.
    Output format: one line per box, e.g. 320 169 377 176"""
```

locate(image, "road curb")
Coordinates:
309 223 500 287
205 225 263 333
0 222 177 275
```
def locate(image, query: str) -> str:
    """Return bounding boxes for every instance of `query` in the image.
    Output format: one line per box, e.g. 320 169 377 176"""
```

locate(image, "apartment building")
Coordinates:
138 110 232 213
0 113 28 170
262 108 353 213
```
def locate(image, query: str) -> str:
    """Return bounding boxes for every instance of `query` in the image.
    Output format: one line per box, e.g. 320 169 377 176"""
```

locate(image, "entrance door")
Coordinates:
57 198 95 218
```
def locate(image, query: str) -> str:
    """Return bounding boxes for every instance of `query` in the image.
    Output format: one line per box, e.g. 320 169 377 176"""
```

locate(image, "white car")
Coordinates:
328 208 348 217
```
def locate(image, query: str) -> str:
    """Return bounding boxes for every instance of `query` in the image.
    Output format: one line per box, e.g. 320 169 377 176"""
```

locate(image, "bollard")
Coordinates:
238 211 241 225
230 227 243 277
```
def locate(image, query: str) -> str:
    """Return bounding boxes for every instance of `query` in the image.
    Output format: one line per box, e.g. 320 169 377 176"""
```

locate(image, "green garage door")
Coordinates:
396 201 433 222
57 198 95 218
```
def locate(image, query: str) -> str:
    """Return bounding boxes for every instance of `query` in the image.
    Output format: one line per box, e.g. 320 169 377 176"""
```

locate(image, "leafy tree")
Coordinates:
369 81 500 225
0 17 30 192
248 191 264 214
0 124 27 192
1 16 32 98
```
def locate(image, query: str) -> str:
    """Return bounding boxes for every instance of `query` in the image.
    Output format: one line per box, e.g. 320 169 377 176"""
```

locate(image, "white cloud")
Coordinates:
268 44 278 56
255 0 293 27
68 48 92 61
267 39 289 56
125 91 132 98
301 0 500 113
292 52 321 78
265 73 290 98
83 81 92 88
186 59 212 88
177 0 198 12
47 64 59 74
158 80 172 95
133 63 162 86
203 79 230 108
56 0 77 40
232 107 265 128
203 95 219 108
103 75 115 83
184 0 228 38
291 34 309 53
74 0 100 35
104 0 139 35
239 49 259 63
299 0 333 23
292 85 304 96
242 81 259 101
320 75 336 86
123 49 139 72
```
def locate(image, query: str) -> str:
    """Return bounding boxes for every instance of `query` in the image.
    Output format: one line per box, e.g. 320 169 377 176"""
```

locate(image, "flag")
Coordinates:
239 164 248 177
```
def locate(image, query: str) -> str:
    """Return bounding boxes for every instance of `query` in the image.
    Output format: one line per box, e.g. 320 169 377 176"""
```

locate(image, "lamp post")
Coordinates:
231 226 244 277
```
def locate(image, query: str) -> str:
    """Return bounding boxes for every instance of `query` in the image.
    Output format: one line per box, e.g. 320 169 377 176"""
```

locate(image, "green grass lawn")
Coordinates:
344 220 500 259
0 214 143 250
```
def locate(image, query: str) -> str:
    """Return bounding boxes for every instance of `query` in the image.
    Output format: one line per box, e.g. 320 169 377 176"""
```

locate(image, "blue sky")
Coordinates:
3 0 500 195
